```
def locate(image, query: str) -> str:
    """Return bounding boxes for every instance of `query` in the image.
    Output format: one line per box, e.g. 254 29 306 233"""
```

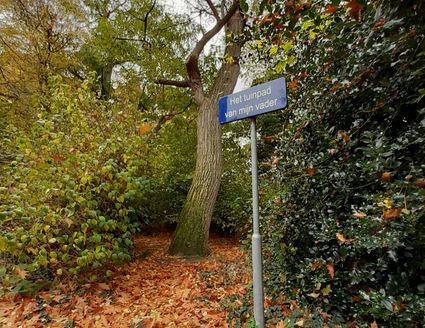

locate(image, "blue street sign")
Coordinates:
218 77 287 124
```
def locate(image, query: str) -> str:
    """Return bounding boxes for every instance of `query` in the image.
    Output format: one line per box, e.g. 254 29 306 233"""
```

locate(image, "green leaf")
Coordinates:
240 0 249 12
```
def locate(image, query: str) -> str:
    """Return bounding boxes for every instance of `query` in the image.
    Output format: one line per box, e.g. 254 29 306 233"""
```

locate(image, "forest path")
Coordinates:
0 233 249 327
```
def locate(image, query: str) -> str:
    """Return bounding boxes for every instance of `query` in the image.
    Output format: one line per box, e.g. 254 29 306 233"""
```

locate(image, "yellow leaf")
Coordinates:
322 284 332 296
402 208 410 215
383 198 393 209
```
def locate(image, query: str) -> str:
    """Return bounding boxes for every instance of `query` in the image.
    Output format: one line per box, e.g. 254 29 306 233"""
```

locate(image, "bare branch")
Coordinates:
152 99 193 133
205 0 220 21
156 79 191 88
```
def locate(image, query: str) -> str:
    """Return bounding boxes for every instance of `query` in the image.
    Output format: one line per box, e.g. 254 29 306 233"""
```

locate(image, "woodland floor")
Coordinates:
0 233 250 328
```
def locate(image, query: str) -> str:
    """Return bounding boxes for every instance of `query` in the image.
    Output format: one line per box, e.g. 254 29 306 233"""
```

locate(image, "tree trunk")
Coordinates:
101 63 114 100
168 7 244 257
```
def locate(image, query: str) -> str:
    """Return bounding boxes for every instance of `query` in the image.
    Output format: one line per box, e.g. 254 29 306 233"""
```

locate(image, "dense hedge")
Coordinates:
237 0 425 326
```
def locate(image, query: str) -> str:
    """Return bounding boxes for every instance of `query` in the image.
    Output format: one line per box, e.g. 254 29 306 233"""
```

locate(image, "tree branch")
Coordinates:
205 0 220 21
156 79 191 88
185 0 239 103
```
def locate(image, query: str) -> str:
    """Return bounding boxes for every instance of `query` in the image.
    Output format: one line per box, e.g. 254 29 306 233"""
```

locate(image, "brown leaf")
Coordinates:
327 263 334 280
415 179 425 188
325 4 337 14
382 208 402 220
370 321 378 328
353 211 367 218
346 0 364 21
311 260 323 270
15 267 27 279
263 135 274 143
277 320 286 328
338 130 350 142
321 311 332 321
305 167 315 177
336 232 348 244
381 172 391 182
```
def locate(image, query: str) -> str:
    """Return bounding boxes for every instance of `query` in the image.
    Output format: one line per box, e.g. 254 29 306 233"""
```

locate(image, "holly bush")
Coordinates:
0 76 149 293
242 0 425 326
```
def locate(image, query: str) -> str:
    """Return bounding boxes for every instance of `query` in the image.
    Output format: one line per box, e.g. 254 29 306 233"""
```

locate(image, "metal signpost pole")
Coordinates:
218 77 287 328
250 117 264 328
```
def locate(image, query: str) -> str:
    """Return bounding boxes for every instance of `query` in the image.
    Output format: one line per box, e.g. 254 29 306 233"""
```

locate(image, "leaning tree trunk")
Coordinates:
168 6 243 257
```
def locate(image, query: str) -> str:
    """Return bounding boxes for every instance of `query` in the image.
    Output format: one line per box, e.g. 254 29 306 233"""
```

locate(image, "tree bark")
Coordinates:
168 5 244 257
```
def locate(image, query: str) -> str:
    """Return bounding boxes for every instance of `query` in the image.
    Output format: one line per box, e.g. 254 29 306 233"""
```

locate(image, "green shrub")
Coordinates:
0 76 149 291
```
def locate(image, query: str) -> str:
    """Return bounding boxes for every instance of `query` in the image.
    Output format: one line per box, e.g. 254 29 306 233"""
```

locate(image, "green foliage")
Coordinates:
214 123 252 233
0 76 148 290
241 0 425 326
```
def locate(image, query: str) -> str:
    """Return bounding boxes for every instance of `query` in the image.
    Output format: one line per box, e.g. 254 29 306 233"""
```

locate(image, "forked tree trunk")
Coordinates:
168 5 243 257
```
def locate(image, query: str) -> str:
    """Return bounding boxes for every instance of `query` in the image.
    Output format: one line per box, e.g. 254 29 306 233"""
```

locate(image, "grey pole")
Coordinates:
250 117 264 327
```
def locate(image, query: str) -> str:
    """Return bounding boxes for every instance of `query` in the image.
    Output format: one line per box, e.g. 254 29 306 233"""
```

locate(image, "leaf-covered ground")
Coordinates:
0 233 249 327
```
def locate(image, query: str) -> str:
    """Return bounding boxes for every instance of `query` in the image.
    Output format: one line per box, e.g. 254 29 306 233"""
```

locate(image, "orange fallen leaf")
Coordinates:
382 208 402 220
327 262 334 279
336 232 348 244
381 172 391 182
288 80 299 90
138 123 152 135
415 179 425 187
353 211 367 218
370 321 378 328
